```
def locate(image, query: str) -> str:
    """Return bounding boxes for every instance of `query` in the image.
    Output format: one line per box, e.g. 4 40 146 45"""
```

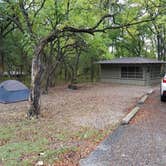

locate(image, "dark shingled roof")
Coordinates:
97 57 166 64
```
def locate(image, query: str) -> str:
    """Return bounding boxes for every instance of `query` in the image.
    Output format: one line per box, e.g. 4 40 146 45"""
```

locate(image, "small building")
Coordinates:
97 57 166 86
3 71 26 78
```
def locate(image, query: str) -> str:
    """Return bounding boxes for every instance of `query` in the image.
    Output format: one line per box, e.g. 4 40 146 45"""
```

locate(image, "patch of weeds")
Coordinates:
55 133 68 141
0 126 15 146
39 146 78 164
15 119 38 128
16 128 39 142
76 129 98 139
47 129 74 142
75 128 100 140
0 138 48 166
74 127 113 143
0 126 14 140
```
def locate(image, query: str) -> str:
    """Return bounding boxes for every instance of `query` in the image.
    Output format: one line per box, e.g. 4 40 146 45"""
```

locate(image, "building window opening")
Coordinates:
121 66 143 79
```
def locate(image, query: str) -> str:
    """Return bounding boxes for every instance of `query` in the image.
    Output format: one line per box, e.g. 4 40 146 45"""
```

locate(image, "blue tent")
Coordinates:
0 80 30 104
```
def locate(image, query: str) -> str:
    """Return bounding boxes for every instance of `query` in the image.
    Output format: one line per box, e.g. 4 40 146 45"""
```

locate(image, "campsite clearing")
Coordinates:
0 83 151 165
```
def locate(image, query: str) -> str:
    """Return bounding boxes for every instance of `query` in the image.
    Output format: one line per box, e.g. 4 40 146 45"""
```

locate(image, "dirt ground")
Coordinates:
0 83 151 129
0 83 152 165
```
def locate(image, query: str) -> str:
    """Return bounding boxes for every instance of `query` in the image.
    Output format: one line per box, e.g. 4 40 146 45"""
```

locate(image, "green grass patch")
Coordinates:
55 133 68 141
0 138 48 166
74 127 111 143
0 123 79 165
0 116 116 165
0 126 15 140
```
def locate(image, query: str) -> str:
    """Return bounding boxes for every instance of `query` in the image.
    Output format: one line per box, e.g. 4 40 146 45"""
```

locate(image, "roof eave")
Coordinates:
96 62 166 64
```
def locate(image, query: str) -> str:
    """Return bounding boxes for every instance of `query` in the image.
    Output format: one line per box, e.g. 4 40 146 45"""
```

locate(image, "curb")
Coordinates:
121 89 154 125
138 95 148 104
147 89 153 95
122 106 140 125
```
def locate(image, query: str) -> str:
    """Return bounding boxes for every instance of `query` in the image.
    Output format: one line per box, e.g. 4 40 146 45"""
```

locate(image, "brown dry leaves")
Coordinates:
0 83 151 165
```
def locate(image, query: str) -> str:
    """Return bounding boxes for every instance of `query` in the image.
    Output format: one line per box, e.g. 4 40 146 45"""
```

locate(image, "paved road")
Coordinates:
80 88 166 166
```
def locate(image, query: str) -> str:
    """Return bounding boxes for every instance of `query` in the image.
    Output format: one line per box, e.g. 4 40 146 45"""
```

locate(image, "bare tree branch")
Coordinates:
3 25 16 37
91 14 117 30
19 0 34 36
0 14 24 33
63 17 156 34
33 0 46 18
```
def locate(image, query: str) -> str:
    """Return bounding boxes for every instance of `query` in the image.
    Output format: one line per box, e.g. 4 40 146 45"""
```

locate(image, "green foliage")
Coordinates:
1 0 166 82
21 32 35 58
1 0 166 163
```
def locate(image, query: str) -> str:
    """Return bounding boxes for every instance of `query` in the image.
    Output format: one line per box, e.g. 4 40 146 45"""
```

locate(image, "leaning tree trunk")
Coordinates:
28 45 44 118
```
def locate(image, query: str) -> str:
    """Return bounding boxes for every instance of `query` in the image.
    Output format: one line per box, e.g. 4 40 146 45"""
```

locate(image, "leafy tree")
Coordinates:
0 0 158 118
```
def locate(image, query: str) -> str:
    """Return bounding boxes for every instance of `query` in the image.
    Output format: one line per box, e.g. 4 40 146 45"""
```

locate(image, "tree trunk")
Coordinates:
0 36 4 75
28 46 44 118
44 61 59 94
0 54 4 76
90 57 94 82
44 74 50 94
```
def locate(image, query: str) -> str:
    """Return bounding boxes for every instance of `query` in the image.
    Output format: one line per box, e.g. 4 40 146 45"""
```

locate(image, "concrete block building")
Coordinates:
97 57 166 86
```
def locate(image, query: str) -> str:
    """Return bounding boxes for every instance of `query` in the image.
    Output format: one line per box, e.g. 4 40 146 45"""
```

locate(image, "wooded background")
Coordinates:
0 0 166 117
